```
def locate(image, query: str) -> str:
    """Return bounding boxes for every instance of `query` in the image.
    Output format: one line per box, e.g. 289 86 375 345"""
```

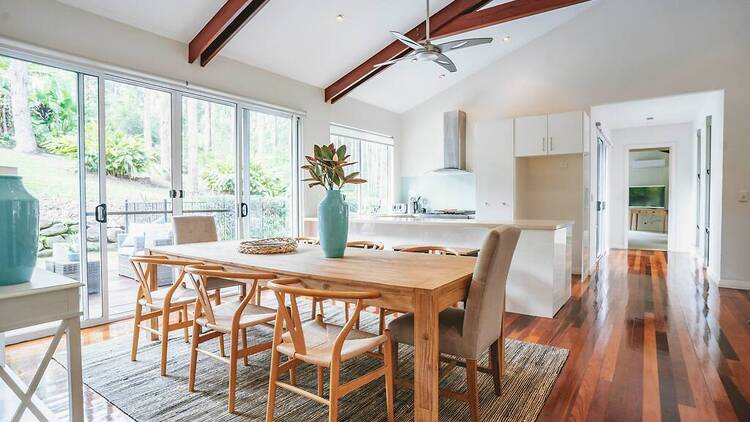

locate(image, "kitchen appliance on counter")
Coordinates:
392 203 408 214
408 196 425 214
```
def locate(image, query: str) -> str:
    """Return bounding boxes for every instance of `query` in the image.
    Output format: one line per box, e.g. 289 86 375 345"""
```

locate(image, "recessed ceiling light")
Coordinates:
336 14 344 22
503 35 511 42
646 116 655 121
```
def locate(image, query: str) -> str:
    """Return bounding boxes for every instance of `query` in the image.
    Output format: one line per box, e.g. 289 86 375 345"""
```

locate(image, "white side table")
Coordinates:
0 268 83 422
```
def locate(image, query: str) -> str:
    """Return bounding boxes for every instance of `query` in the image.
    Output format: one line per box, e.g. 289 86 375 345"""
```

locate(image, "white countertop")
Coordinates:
304 216 573 230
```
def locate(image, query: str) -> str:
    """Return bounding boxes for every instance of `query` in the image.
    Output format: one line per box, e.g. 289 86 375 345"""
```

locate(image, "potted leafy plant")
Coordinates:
302 143 365 257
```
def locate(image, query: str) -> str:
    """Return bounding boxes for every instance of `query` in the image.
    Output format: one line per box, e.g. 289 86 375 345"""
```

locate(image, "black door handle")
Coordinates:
94 203 107 223
240 202 248 217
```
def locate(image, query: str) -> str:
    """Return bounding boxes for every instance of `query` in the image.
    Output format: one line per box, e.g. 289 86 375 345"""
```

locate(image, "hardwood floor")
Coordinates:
3 249 750 421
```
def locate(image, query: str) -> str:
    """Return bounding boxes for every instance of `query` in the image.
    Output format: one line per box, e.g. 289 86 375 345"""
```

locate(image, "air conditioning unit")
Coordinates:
633 159 666 169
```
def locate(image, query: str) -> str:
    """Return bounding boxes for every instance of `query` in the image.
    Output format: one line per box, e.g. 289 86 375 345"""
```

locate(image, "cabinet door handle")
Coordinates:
542 137 546 152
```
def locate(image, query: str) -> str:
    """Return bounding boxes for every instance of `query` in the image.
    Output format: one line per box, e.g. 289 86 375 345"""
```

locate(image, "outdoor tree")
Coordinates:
8 59 36 153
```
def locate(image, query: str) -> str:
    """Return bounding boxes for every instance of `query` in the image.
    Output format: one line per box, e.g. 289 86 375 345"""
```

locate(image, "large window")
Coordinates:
330 124 393 215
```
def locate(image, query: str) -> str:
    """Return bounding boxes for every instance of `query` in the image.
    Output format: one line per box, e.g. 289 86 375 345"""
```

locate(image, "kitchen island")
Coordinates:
303 216 573 318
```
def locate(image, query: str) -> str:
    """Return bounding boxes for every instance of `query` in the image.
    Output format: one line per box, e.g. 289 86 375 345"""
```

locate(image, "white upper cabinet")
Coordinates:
514 115 548 157
514 111 587 157
547 111 584 155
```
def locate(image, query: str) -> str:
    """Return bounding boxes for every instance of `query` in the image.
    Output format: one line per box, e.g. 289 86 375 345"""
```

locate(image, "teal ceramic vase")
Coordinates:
0 172 39 285
317 190 349 258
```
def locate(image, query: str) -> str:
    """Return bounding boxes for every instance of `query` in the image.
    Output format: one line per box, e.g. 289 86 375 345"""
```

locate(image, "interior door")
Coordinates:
703 116 712 267
595 137 608 258
514 115 548 157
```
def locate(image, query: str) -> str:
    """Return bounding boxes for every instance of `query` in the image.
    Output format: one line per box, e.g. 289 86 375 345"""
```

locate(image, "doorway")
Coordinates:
627 148 670 251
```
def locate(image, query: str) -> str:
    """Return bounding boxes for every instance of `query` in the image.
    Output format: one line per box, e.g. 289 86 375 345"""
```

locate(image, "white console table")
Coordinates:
0 269 83 422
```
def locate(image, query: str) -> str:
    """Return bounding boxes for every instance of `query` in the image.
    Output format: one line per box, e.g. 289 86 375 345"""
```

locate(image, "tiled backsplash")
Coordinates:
400 172 476 211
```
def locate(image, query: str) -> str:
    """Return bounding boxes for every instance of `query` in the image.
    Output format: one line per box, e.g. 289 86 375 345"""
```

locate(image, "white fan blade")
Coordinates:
390 31 423 50
434 54 457 72
437 37 493 52
373 53 417 68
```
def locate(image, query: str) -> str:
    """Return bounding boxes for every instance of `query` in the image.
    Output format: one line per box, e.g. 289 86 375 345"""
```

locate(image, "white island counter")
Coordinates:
303 216 573 318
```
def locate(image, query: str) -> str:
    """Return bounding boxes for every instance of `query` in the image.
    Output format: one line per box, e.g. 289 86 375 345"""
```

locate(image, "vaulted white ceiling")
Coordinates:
56 0 592 113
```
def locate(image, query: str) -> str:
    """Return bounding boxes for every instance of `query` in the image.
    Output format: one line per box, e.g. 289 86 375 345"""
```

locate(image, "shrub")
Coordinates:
39 122 153 178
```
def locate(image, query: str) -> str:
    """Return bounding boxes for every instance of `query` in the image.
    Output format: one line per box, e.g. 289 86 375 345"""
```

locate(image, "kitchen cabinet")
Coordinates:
514 111 587 157
514 115 548 157
470 119 514 220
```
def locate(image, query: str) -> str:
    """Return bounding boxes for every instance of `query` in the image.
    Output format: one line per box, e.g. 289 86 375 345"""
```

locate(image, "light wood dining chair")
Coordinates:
388 226 520 422
185 264 277 414
265 278 395 422
346 240 385 250
399 245 460 256
130 255 202 376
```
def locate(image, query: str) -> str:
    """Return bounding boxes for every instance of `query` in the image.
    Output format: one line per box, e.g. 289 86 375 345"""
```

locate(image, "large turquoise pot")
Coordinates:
317 190 349 258
0 174 39 285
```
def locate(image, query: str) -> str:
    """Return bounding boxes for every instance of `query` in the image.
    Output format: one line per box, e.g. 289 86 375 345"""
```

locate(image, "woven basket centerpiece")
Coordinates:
238 237 298 255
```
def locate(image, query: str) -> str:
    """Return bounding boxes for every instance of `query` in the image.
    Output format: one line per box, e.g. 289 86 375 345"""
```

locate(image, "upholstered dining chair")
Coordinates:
184 264 277 414
388 225 521 422
265 278 395 422
173 215 253 301
130 255 202 376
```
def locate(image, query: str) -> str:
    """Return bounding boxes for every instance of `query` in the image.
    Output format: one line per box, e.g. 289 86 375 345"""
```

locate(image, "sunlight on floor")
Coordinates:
627 230 667 251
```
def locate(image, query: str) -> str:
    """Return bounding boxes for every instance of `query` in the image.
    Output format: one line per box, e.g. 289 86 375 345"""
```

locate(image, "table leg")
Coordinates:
66 317 83 422
413 290 439 421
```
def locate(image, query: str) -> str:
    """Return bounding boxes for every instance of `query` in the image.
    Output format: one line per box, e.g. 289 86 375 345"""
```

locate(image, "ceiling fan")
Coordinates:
375 0 493 73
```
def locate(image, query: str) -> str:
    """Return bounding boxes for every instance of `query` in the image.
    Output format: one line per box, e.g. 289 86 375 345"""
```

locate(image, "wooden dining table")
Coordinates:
150 240 477 421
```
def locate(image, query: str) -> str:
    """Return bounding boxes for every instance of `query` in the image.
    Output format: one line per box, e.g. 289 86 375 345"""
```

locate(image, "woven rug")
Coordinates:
55 303 567 421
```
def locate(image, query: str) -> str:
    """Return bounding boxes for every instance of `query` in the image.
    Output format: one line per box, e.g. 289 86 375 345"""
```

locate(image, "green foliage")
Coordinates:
301 143 366 190
39 122 153 178
29 78 78 144
201 159 287 197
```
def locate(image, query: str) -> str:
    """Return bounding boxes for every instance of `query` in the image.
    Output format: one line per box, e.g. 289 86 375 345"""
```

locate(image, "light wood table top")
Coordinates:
150 240 477 421
151 240 477 292
392 244 480 257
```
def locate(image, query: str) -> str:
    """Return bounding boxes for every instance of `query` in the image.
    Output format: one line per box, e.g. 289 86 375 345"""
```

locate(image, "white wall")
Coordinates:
608 124 693 252
400 0 749 287
0 0 402 220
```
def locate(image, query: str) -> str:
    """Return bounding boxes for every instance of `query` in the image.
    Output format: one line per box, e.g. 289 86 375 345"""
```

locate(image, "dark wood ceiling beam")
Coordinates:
188 0 271 66
324 0 492 104
433 0 590 39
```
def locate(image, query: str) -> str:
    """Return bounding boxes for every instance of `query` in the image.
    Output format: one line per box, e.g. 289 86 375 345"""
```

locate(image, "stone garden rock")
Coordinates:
39 219 53 229
37 249 53 258
40 222 67 236
42 235 65 247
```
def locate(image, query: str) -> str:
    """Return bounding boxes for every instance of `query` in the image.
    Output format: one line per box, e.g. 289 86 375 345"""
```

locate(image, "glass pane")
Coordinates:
331 135 360 213
360 141 391 214
83 74 102 320
0 55 86 332
182 96 236 240
104 79 172 316
244 109 293 238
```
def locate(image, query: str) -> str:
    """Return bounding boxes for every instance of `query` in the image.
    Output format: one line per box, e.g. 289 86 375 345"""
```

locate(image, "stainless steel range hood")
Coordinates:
431 110 468 174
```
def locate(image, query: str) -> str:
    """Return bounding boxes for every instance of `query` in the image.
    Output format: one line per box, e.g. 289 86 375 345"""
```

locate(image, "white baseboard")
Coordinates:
719 278 750 290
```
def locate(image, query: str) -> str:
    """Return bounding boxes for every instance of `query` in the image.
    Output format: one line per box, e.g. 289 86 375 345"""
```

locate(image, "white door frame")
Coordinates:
623 143 677 250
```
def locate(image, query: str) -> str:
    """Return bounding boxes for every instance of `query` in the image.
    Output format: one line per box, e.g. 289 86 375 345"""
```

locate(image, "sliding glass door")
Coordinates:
0 54 104 334
240 108 298 238
1 47 303 339
181 96 238 240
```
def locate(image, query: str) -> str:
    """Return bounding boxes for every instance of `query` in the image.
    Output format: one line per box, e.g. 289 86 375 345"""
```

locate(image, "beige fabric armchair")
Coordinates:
387 225 521 421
